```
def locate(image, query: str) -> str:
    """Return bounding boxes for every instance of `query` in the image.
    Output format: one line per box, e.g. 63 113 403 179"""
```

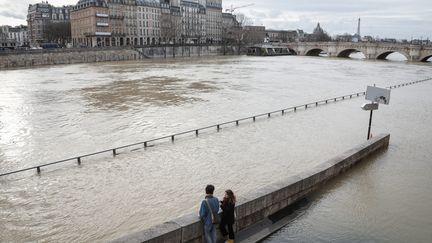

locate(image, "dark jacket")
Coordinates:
221 201 235 224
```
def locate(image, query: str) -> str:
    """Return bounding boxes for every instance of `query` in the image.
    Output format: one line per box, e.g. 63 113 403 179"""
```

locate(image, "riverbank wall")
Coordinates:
111 134 390 243
0 45 236 69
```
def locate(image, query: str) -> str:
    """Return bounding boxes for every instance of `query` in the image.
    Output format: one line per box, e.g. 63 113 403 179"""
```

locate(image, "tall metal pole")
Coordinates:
367 109 373 140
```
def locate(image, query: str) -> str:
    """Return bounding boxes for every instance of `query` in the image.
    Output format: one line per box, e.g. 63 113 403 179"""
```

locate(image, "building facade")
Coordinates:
71 0 110 47
0 25 29 48
244 25 265 44
160 0 181 44
265 29 300 43
180 0 206 44
0 26 17 49
27 1 72 45
205 0 222 43
71 0 225 47
137 0 161 45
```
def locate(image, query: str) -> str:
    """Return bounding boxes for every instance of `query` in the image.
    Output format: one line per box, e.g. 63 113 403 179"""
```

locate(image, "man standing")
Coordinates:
199 185 220 243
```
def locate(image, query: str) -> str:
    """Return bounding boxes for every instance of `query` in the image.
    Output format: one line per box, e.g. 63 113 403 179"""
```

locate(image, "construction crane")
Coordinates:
225 4 254 13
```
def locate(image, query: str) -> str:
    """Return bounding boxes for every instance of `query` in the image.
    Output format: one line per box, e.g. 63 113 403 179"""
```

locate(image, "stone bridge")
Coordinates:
283 42 432 62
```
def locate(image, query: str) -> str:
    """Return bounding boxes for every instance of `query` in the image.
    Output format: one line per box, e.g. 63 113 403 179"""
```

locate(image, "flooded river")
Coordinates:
0 56 431 242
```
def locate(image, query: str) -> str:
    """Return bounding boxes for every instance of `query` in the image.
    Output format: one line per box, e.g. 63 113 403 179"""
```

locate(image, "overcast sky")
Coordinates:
0 0 431 39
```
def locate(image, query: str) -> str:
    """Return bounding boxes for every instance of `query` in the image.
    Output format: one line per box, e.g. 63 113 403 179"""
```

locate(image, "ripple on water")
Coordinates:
0 56 432 242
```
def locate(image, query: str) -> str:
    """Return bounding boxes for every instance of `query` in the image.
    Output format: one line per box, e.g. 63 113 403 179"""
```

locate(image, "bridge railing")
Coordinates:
0 44 221 56
1 77 431 178
282 41 432 47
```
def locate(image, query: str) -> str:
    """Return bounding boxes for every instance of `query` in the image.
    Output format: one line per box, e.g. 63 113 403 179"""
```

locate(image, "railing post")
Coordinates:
316 102 318 106
113 149 117 157
236 120 239 126
294 107 297 112
195 130 199 136
326 100 328 104
37 167 41 174
144 142 148 148
253 116 256 122
268 113 271 118
77 157 81 165
171 135 175 142
217 125 220 131
282 110 285 115
334 98 337 101
305 104 308 109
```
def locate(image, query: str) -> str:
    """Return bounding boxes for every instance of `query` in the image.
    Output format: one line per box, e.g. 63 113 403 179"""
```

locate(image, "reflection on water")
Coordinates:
0 56 431 242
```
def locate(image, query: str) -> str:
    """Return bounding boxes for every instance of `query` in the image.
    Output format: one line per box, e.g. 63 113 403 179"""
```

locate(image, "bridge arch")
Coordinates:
337 48 366 58
376 51 409 61
305 48 326 56
288 48 298 55
420 55 432 62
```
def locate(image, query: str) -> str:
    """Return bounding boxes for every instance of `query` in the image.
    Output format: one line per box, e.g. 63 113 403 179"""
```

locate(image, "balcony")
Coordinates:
110 14 125 20
96 22 109 27
96 13 109 18
95 32 112 36
84 32 112 37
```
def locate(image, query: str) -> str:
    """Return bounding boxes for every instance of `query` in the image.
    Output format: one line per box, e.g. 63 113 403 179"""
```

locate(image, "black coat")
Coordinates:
221 201 235 224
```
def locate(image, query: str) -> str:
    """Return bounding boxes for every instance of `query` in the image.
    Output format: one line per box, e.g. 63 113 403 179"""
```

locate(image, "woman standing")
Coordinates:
220 189 236 243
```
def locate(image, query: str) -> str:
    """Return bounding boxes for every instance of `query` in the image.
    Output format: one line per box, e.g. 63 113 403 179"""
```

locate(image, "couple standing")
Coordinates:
199 185 236 243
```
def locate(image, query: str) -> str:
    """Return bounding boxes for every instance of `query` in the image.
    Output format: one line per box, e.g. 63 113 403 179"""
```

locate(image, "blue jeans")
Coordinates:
204 224 217 243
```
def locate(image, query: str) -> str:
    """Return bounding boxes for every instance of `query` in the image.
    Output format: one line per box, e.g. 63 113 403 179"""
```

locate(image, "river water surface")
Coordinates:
0 56 431 242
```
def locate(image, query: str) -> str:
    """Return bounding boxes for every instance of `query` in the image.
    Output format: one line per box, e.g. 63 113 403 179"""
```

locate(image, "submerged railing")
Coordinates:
0 77 431 177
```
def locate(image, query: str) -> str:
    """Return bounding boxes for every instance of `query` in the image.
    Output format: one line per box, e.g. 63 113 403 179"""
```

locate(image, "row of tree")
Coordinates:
43 22 71 44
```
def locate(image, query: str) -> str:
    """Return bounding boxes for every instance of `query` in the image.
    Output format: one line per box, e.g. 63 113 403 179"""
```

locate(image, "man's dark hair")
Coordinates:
205 185 215 194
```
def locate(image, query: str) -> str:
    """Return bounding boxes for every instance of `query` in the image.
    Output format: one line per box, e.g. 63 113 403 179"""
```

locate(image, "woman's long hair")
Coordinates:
223 189 236 205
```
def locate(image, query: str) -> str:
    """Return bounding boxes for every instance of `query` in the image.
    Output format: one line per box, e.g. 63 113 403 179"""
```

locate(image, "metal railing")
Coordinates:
0 77 431 178
0 44 222 56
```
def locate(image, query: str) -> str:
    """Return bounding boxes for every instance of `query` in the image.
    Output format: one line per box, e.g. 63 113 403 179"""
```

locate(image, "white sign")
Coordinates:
366 86 391 105
361 103 379 111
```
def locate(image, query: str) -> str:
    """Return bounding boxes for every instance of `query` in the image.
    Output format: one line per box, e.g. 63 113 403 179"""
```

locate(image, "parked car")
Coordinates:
40 43 61 49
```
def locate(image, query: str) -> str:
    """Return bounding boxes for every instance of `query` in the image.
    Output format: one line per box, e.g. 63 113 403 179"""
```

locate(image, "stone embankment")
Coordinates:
112 134 390 243
0 45 236 69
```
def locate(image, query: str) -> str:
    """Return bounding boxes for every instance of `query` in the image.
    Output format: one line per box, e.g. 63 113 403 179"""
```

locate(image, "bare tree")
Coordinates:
161 12 181 44
221 20 235 55
312 32 331 42
161 11 182 58
44 22 71 44
181 10 205 45
231 13 252 55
